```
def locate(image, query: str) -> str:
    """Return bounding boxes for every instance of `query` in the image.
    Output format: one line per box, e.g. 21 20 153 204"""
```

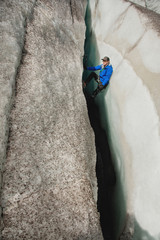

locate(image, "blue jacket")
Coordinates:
87 64 113 86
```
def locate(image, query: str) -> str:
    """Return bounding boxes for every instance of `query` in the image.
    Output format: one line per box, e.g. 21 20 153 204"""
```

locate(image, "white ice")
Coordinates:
88 0 160 238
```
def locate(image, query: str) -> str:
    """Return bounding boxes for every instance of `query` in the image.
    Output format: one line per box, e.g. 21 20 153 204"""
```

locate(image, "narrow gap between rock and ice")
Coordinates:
84 97 116 240
82 3 117 240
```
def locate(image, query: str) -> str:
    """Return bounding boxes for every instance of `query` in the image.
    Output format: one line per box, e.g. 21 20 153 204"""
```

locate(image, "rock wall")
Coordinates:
0 0 103 239
85 0 160 239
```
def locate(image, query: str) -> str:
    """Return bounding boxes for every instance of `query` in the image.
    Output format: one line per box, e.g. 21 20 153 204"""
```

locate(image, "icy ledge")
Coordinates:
86 0 160 239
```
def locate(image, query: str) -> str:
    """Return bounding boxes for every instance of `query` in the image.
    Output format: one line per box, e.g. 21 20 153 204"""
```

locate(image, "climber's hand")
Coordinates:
83 62 87 70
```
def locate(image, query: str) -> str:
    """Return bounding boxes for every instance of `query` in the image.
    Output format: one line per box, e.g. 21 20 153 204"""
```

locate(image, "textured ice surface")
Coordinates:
129 0 160 14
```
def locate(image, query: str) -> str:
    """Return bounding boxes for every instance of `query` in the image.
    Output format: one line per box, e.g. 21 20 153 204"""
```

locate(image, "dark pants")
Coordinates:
85 72 108 98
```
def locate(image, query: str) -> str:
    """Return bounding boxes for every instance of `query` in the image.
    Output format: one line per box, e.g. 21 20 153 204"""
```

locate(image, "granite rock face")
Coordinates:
0 0 103 239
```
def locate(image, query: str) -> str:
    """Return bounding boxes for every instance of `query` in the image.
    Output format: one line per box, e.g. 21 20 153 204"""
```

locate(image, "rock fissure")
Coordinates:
70 0 75 23
83 4 117 239
85 99 116 240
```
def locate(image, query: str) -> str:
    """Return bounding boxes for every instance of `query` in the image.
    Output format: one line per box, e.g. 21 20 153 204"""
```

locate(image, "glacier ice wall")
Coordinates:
0 0 103 239
129 0 160 14
86 0 160 239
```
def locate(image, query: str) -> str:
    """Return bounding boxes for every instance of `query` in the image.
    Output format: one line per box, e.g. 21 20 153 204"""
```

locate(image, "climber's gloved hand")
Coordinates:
83 62 87 70
96 76 100 84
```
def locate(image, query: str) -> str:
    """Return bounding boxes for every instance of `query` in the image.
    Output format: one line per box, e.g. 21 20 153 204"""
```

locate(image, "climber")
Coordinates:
83 56 113 99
